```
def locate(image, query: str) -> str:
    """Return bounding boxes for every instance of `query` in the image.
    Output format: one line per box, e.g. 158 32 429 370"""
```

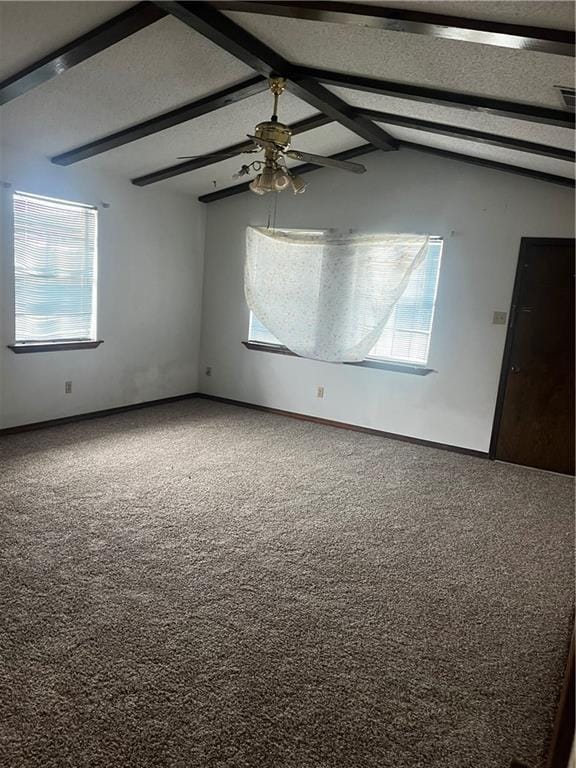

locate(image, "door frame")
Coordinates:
489 237 575 461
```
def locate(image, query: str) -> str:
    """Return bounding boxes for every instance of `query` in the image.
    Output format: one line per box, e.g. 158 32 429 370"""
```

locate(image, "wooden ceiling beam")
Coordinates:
213 1 575 57
304 68 576 129
399 140 575 187
154 1 398 151
0 3 167 105
356 108 576 162
51 76 269 165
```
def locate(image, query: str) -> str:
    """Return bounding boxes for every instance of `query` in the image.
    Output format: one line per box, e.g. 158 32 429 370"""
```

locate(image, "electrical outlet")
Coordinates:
316 385 325 399
492 311 507 325
65 381 72 394
205 366 212 377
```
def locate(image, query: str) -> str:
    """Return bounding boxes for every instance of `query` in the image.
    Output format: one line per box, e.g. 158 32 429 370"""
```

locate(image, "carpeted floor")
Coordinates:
0 399 573 768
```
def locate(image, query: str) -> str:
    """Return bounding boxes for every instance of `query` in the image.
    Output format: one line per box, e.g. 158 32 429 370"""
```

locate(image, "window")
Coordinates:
13 192 97 344
249 237 442 367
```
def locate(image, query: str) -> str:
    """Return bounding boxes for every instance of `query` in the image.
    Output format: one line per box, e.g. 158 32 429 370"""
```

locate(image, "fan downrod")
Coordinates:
253 77 292 155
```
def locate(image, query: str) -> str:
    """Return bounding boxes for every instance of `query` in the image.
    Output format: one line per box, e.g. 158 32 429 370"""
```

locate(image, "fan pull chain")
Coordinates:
266 196 272 230
272 191 279 231
266 192 280 231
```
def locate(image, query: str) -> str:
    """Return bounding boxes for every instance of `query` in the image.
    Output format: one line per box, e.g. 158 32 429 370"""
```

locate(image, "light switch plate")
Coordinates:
492 311 507 325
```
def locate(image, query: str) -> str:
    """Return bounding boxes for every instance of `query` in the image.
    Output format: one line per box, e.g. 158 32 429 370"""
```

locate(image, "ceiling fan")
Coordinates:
178 77 367 195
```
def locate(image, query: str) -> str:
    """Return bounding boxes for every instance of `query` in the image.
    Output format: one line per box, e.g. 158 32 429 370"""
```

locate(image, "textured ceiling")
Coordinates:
349 1 575 30
0 1 134 81
0 16 253 155
389 126 574 178
225 11 574 108
0 1 573 199
327 86 576 149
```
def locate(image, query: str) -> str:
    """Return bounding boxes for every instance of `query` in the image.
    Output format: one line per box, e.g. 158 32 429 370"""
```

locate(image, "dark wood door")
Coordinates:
492 238 575 475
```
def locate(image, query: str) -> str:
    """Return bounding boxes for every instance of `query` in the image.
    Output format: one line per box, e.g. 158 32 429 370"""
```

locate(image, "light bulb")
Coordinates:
290 174 307 195
272 168 291 191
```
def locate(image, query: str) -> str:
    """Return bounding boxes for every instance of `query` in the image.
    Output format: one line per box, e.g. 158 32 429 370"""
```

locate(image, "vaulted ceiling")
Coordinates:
0 1 574 202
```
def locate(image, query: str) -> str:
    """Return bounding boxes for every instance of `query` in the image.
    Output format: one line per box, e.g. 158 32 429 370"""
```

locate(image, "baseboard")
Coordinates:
1 391 489 458
196 393 488 458
0 392 200 435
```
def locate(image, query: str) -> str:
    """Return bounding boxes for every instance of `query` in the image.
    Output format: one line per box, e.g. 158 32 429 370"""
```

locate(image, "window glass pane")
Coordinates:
13 192 97 342
249 312 281 345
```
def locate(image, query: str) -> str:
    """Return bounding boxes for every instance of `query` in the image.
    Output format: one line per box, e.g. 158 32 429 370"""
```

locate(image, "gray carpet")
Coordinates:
0 399 573 768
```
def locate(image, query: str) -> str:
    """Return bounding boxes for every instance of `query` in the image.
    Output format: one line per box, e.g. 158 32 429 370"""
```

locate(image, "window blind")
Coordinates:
249 237 442 366
13 192 97 343
367 238 442 364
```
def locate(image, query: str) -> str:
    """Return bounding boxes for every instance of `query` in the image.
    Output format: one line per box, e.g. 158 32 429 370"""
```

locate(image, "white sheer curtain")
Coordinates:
245 227 429 363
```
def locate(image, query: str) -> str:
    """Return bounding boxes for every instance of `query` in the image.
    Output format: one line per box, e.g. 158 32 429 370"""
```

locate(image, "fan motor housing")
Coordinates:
255 121 292 148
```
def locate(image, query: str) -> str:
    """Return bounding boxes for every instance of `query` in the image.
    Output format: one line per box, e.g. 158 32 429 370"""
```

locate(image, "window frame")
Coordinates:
241 340 434 375
8 191 102 354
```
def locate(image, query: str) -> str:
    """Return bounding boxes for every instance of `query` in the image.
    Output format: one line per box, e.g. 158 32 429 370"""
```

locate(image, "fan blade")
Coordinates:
285 149 366 174
176 141 259 160
176 151 254 160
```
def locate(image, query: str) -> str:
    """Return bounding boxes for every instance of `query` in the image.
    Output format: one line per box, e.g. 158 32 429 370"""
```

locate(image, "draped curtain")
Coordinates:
245 227 429 363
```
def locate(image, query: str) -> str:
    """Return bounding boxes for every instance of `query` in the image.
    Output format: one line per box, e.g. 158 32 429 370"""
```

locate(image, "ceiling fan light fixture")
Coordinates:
290 174 307 195
272 168 291 191
249 176 268 195
182 77 368 198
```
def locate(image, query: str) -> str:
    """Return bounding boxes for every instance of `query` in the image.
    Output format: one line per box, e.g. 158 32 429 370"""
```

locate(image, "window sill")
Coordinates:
242 341 435 375
8 340 104 354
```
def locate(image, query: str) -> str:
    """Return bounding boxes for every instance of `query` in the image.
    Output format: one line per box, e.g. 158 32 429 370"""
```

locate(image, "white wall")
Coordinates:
0 144 205 428
199 148 574 453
